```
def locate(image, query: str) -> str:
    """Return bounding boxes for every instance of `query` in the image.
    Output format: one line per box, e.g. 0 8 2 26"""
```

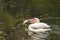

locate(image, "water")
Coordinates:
1 18 60 40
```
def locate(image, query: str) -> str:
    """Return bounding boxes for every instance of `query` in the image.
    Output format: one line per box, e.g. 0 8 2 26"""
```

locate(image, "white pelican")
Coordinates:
23 17 52 40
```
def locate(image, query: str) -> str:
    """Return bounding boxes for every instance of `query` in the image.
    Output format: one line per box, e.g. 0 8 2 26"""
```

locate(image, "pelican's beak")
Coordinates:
23 19 29 25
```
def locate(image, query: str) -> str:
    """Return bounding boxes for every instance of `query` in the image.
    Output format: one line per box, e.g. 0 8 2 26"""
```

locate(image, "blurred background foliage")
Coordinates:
0 0 60 40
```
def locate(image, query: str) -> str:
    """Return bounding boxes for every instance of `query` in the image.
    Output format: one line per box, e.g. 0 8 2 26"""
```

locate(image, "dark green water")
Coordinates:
1 14 60 40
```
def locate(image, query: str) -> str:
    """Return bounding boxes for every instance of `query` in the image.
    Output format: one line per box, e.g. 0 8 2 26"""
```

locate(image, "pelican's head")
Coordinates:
23 17 40 24
33 17 40 23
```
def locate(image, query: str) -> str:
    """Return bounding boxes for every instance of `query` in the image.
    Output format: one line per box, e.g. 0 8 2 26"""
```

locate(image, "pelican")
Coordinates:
23 17 52 40
23 18 51 32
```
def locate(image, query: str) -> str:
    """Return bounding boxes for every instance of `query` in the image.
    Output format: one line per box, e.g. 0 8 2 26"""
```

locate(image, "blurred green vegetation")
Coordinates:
0 0 60 40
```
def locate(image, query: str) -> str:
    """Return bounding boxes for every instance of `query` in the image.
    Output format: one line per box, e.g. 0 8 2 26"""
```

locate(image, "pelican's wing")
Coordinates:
29 23 50 29
39 23 50 28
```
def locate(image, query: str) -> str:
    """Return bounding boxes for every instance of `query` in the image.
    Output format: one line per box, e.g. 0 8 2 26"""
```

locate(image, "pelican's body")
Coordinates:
28 22 51 35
